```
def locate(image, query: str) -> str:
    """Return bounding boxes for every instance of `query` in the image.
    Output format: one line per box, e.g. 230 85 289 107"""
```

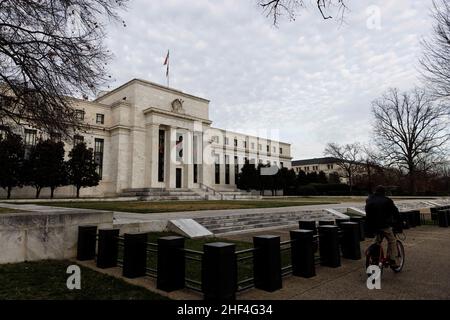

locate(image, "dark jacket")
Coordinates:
365 194 400 232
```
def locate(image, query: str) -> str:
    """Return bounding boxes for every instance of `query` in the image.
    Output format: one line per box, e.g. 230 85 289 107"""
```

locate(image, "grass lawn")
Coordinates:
0 207 23 214
28 199 334 213
0 260 167 300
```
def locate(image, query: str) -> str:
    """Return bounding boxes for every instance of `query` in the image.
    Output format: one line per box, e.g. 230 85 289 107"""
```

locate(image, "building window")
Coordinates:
234 156 239 185
273 146 276 153
327 164 334 170
225 155 230 184
251 142 255 149
75 109 85 120
258 144 262 151
158 130 165 182
234 139 238 147
224 137 229 145
280 148 283 154
24 129 37 146
214 154 220 184
194 164 198 184
266 145 270 152
243 141 247 148
96 113 104 124
94 138 104 179
193 134 198 184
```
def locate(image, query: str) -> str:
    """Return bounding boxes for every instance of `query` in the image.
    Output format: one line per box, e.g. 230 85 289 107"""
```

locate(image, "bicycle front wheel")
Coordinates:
391 240 405 273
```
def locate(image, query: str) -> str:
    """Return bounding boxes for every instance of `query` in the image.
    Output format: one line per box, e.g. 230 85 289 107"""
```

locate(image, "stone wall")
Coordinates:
0 210 113 264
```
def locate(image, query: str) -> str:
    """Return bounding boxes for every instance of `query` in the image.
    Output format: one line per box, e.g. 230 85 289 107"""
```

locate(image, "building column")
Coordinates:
146 124 160 188
185 131 194 189
230 154 236 188
167 126 177 189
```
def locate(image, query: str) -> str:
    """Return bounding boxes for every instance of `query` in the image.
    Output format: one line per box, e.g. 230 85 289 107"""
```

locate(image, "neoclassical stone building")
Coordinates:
1 79 292 198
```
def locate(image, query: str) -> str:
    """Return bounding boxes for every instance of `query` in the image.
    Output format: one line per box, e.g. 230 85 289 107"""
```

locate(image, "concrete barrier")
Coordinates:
0 210 113 264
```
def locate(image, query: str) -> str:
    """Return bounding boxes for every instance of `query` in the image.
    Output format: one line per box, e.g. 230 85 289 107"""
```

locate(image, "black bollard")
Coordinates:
401 212 410 229
202 242 237 301
438 210 449 228
299 220 317 234
430 207 440 221
319 220 335 226
350 216 365 241
299 220 318 252
446 210 450 227
318 225 341 268
335 218 350 228
412 210 421 226
340 222 361 260
253 235 282 292
77 225 97 261
157 236 185 292
290 230 315 278
96 228 119 268
407 211 416 228
122 232 147 278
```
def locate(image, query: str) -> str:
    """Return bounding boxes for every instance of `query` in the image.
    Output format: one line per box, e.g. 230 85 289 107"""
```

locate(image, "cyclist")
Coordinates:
365 185 401 268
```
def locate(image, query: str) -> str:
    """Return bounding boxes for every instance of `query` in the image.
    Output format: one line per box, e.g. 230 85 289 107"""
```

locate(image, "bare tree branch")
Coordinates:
257 0 348 26
324 142 363 192
419 0 450 100
371 87 450 193
0 0 127 137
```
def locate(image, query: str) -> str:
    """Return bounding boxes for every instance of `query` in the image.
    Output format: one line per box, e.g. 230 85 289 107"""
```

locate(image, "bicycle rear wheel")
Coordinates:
391 240 405 273
365 244 381 277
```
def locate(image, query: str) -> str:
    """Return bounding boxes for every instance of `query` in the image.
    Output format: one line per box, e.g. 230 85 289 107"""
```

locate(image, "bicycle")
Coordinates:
365 230 405 276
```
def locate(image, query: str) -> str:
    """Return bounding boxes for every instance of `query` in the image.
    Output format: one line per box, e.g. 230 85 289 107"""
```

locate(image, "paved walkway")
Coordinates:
77 225 450 300
235 225 450 300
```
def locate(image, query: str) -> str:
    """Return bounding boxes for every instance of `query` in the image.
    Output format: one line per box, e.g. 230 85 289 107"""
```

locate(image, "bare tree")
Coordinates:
257 0 348 25
420 0 450 100
324 142 363 193
372 88 449 194
0 0 127 137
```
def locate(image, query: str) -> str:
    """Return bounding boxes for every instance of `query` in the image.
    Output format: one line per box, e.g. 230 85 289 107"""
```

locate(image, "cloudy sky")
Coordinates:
103 0 435 159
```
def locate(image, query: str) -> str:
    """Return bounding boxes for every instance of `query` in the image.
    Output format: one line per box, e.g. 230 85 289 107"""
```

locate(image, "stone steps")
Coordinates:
195 211 331 235
120 187 204 200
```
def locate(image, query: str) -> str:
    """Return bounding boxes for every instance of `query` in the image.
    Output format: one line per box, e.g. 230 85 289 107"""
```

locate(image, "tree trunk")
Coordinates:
7 186 12 199
348 172 353 195
35 187 41 199
76 186 81 198
50 187 55 199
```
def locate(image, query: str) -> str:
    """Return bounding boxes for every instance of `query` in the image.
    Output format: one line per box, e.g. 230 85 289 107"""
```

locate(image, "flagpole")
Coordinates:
164 49 170 88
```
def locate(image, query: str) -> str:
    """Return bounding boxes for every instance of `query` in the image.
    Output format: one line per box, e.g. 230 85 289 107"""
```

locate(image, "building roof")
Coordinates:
94 78 210 104
291 157 341 166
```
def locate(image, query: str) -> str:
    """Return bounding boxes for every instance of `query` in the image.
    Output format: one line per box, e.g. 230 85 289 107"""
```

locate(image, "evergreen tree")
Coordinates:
67 142 100 198
318 171 328 184
0 133 25 199
296 170 308 186
307 171 319 183
237 160 258 191
27 140 68 198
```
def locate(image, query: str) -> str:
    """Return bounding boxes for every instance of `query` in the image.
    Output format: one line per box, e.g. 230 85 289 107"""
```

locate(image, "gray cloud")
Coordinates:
103 0 434 159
